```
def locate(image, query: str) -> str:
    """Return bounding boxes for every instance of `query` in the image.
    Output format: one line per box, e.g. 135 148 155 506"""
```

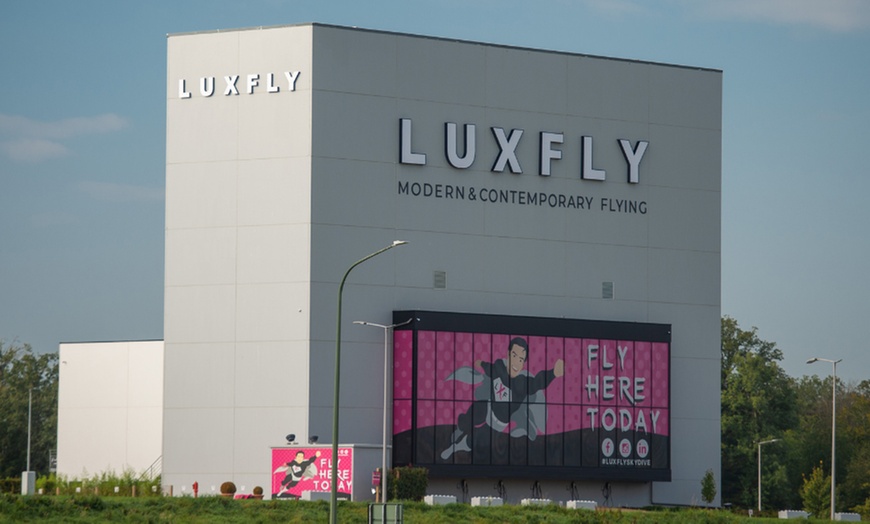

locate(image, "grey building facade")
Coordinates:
164 23 721 505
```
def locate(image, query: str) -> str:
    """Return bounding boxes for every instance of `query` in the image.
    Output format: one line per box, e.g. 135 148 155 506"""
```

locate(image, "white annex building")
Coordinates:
58 23 721 506
57 341 164 478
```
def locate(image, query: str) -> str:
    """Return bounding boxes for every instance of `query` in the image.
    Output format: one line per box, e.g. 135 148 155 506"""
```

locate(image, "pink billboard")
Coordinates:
391 311 670 482
271 446 353 499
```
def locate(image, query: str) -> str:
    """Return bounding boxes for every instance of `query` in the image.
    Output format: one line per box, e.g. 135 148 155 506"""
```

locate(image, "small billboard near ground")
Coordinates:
271 446 354 499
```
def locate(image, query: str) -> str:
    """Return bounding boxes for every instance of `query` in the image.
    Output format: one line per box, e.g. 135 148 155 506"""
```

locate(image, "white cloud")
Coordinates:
77 181 165 203
687 0 870 32
1 139 70 163
0 113 128 139
0 113 128 163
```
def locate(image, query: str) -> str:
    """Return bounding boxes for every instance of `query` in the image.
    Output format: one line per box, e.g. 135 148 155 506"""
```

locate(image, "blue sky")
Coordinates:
1 0 868 383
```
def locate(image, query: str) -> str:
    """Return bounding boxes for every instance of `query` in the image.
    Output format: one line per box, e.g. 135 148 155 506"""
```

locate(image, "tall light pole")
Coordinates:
353 317 413 504
807 356 841 521
27 387 32 472
330 241 407 524
757 438 781 512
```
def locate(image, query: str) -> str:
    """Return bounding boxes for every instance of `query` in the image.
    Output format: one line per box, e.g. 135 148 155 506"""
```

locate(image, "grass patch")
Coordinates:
0 495 792 523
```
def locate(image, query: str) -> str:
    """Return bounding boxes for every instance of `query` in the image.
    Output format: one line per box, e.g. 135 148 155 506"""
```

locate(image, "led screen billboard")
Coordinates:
391 311 670 482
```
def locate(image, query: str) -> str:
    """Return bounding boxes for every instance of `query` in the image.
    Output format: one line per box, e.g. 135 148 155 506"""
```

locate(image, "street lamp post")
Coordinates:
330 241 407 524
807 356 842 521
757 438 781 512
21 388 34 496
27 387 32 472
353 317 413 504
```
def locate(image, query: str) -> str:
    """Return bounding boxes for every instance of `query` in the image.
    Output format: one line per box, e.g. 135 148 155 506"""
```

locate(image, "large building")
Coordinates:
61 22 722 506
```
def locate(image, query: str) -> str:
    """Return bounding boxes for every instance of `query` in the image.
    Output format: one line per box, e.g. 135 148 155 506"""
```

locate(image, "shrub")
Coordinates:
38 471 161 497
388 466 428 501
220 481 237 495
36 473 57 494
0 478 21 494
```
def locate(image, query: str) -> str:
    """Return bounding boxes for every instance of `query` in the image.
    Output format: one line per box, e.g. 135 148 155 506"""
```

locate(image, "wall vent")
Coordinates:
602 281 614 299
434 271 447 289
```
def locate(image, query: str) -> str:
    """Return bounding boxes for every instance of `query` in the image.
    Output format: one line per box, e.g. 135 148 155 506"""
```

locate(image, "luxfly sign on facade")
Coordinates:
400 118 649 182
396 117 654 215
177 71 301 98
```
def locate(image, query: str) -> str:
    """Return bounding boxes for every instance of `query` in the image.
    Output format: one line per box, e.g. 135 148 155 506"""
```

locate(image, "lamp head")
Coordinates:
286 434 296 444
392 240 408 247
308 435 319 444
806 358 818 364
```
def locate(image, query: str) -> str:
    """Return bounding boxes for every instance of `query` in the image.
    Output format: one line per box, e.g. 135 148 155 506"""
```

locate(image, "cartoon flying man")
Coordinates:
274 450 321 496
440 336 564 460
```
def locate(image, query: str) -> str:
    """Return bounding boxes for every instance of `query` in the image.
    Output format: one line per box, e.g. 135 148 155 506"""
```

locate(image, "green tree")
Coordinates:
0 341 58 477
779 375 833 510
720 316 797 508
842 442 870 512
701 468 717 505
801 461 831 518
853 496 870 520
837 380 870 510
786 376 870 513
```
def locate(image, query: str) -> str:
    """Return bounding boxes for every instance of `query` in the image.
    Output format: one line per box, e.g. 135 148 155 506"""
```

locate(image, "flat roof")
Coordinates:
59 339 163 345
167 22 722 74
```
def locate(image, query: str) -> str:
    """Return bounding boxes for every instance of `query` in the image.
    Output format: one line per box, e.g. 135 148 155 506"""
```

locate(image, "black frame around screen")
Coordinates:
391 310 672 482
